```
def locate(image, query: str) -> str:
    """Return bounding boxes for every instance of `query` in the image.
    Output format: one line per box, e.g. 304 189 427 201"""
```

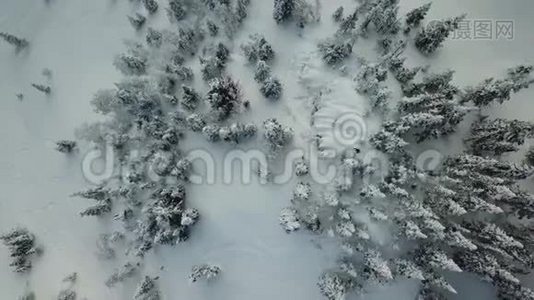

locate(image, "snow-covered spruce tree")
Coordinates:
260 76 283 100
337 9 358 35
57 289 76 300
181 85 201 111
206 76 242 121
404 3 432 34
146 27 163 48
254 60 271 82
273 0 294 24
206 20 219 37
388 57 421 85
235 0 250 25
441 154 534 218
263 118 293 157
294 156 309 176
414 14 465 55
354 60 390 111
318 39 352 66
106 262 138 287
96 232 124 260
200 43 230 81
241 34 275 64
358 0 401 36
128 13 147 30
0 32 29 52
402 69 458 99
332 6 344 23
317 271 355 300
174 26 205 57
31 83 51 94
134 186 200 255
460 65 534 106
55 140 77 153
167 0 187 22
525 146 534 166
396 92 469 142
1 228 41 273
214 0 251 38
279 207 301 233
72 186 113 217
134 276 160 300
467 117 534 156
217 122 257 144
189 264 221 282
202 124 221 142
143 0 158 14
114 53 147 76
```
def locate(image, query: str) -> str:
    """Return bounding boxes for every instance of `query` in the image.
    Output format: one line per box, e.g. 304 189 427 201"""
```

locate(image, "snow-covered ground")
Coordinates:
1 0 534 299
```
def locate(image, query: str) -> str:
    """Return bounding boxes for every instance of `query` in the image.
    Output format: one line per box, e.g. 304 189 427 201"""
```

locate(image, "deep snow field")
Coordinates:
1 0 534 299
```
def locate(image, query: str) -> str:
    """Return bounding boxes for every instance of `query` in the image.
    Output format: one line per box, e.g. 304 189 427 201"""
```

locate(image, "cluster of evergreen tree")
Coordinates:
0 228 41 273
241 34 283 100
0 32 29 52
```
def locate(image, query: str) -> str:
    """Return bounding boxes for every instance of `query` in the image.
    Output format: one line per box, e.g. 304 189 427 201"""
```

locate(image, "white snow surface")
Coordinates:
0 0 533 299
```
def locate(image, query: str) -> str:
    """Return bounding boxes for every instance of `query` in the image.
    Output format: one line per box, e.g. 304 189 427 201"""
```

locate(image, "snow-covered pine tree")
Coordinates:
0 32 29 51
167 0 187 22
388 57 421 84
128 13 147 30
317 271 355 300
55 140 77 153
254 60 271 82
146 27 163 48
134 276 160 300
189 264 221 282
106 262 138 287
143 0 158 14
206 77 242 120
57 289 76 300
0 228 41 273
355 60 391 111
241 34 275 64
318 39 352 66
414 14 465 54
279 207 301 233
460 65 534 106
260 76 283 100
181 85 201 111
525 146 534 166
218 122 257 143
200 43 230 81
358 0 401 36
397 92 469 142
404 3 432 34
273 0 294 24
403 70 458 99
337 9 358 35
73 186 113 217
206 20 219 36
332 6 344 22
467 117 534 156
31 83 51 94
263 118 293 157
114 54 147 76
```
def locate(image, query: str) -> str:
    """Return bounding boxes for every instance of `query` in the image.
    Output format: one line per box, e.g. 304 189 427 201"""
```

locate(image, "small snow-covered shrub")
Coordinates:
189 264 221 282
